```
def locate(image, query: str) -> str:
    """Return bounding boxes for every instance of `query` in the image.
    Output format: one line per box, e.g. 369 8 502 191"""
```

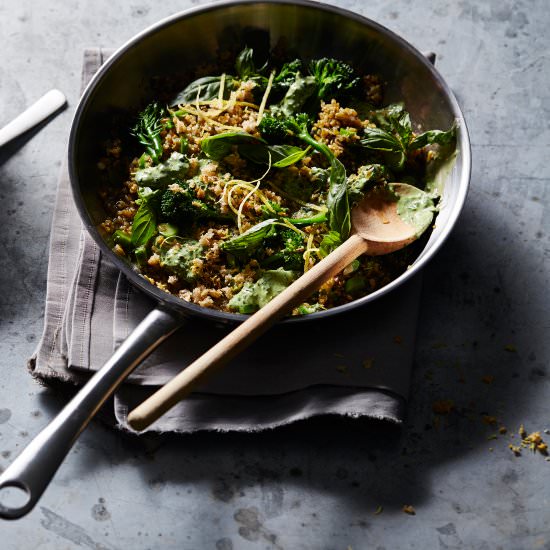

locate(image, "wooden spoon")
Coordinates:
127 183 435 431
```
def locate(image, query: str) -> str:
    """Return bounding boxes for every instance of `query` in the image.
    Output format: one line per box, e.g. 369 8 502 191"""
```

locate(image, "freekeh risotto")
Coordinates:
98 48 455 315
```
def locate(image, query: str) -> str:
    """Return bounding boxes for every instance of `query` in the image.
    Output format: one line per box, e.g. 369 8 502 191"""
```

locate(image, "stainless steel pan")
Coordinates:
0 0 471 519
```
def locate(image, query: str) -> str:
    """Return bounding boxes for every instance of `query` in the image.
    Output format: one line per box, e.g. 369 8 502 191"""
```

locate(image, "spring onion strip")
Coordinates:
235 155 273 233
303 233 316 272
179 105 244 132
236 180 262 233
257 70 275 122
279 219 305 237
218 73 226 104
223 174 279 213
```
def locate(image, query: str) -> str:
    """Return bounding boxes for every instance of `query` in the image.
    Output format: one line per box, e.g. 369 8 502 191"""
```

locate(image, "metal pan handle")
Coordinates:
0 305 183 520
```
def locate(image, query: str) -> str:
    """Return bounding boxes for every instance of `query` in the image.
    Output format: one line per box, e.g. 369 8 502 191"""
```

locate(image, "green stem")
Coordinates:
291 211 327 226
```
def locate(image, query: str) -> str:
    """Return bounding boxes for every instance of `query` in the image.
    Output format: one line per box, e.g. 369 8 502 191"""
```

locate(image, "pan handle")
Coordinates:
0 305 184 520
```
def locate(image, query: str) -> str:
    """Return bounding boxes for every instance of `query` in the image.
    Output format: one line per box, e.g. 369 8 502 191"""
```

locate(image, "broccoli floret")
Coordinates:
258 113 314 145
160 185 228 225
257 116 288 144
308 58 360 101
262 229 304 271
280 229 303 252
130 102 165 164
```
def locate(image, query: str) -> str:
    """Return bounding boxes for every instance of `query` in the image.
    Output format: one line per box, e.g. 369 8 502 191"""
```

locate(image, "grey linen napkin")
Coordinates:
28 49 422 433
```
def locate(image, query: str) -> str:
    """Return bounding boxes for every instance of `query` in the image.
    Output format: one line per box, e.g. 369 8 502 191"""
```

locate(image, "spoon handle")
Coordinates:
127 233 369 431
0 89 66 148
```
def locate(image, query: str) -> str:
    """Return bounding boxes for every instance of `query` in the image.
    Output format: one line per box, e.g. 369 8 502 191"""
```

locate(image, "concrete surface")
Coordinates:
0 0 549 548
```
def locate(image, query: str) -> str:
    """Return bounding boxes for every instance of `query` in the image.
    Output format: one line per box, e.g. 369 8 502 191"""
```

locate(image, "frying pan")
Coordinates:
0 0 471 519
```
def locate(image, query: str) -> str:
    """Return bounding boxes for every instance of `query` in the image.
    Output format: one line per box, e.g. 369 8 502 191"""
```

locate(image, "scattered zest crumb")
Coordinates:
374 505 383 515
508 425 549 456
402 505 416 515
509 443 522 456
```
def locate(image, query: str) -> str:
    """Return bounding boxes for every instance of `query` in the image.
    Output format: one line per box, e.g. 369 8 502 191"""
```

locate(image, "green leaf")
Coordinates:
201 132 306 167
360 127 406 170
270 145 307 167
270 74 317 117
170 75 237 106
221 219 279 259
201 132 268 161
319 230 343 258
131 200 157 247
409 122 457 150
326 156 351 239
235 47 256 79
361 127 403 153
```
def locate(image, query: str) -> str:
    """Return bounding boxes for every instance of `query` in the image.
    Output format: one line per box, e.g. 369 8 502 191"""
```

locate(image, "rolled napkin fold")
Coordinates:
28 49 422 433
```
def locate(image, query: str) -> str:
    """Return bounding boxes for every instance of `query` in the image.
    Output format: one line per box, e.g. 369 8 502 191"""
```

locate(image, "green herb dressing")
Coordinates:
390 184 436 237
228 268 298 313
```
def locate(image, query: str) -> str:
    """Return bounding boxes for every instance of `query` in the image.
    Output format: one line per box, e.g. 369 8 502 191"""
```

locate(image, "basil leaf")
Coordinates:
270 145 307 167
409 123 457 150
270 74 317 117
201 132 268 161
326 156 351 239
361 127 402 153
131 199 157 247
360 127 406 170
170 75 237 106
235 47 256 79
221 219 279 259
319 230 343 258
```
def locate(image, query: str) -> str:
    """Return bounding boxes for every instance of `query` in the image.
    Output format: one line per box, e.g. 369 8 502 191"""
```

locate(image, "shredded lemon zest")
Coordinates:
218 73 226 104
224 180 276 212
303 233 316 272
180 105 244 132
257 70 275 122
223 158 274 233
176 100 258 111
236 180 262 233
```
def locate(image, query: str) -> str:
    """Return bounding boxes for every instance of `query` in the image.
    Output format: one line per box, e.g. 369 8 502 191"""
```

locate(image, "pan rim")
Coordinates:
68 0 471 326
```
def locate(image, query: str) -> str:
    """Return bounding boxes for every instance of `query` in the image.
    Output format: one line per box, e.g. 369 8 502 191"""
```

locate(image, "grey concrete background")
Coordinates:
0 0 549 548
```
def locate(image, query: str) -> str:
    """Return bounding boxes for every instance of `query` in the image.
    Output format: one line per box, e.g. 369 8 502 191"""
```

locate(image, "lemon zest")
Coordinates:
257 70 275 122
303 233 316 272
